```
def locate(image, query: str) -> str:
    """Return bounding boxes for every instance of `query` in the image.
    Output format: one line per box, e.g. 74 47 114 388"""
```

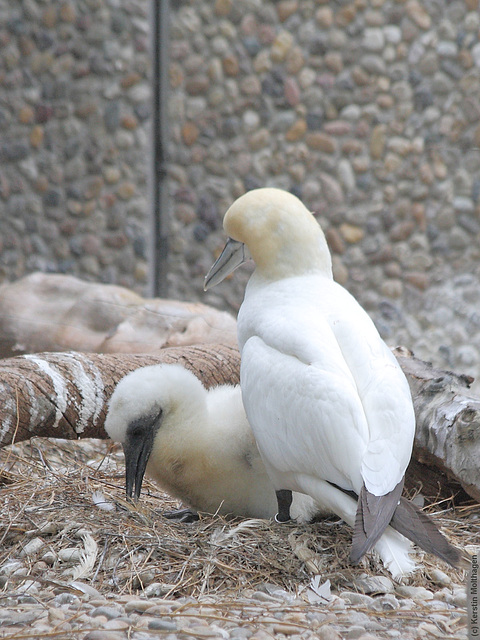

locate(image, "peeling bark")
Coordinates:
394 347 480 502
0 344 240 448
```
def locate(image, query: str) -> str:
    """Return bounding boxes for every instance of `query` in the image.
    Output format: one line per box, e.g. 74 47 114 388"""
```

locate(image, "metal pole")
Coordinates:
150 0 170 298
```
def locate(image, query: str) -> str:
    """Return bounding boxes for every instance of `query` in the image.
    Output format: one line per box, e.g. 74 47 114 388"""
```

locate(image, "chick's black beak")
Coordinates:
123 416 158 501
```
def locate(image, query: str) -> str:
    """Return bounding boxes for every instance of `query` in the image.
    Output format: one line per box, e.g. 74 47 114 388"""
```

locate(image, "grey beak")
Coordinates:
123 417 157 501
204 238 250 291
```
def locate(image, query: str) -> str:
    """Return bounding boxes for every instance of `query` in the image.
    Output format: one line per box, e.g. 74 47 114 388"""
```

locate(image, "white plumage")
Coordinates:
104 363 318 522
205 187 460 578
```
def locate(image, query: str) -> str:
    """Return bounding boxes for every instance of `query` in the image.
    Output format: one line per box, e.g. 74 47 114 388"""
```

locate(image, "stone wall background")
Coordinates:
1 0 480 385
0 0 151 290
169 0 480 387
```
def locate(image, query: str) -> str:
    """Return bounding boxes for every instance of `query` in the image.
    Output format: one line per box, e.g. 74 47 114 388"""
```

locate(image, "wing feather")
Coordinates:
238 274 415 497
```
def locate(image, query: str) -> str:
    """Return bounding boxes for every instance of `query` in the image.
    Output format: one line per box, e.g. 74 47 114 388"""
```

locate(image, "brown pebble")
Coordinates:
121 115 138 130
117 182 136 200
325 227 346 254
381 279 403 299
336 5 357 26
316 7 334 27
215 0 232 16
59 2 76 22
285 46 304 74
406 0 431 29
285 119 307 142
284 77 300 106
324 120 351 136
185 77 209 95
19 106 34 124
223 54 239 76
182 122 199 146
42 5 57 28
30 126 44 148
273 623 302 635
405 272 429 290
169 63 184 88
248 128 269 151
306 132 337 153
340 223 364 244
121 72 142 89
277 0 298 21
389 221 415 242
370 124 386 159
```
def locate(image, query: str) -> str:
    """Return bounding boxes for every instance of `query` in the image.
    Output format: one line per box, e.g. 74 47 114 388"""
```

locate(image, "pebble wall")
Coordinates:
1 0 480 385
169 0 480 387
0 0 151 290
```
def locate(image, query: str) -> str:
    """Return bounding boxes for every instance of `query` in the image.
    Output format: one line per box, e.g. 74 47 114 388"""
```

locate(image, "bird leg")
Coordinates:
275 489 293 523
163 507 199 523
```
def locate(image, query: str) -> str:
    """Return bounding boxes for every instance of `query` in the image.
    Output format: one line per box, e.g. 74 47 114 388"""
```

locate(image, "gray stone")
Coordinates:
360 54 386 74
436 41 458 58
19 538 45 558
339 591 375 606
337 159 356 192
148 619 178 631
432 72 453 94
472 42 480 67
395 586 434 601
363 28 385 51
90 607 122 619
104 102 120 132
83 632 125 640
1 141 29 162
353 575 394 594
53 593 81 606
453 197 475 213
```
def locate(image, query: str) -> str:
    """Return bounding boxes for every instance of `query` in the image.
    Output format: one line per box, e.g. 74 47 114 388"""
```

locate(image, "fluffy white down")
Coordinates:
219 188 417 577
105 364 318 521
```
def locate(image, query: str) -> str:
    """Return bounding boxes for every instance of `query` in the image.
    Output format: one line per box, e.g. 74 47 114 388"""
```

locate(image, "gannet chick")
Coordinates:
104 363 318 522
205 187 462 578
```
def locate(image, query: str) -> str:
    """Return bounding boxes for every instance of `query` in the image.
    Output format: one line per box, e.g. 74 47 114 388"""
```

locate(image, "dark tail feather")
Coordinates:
350 480 404 564
390 497 462 568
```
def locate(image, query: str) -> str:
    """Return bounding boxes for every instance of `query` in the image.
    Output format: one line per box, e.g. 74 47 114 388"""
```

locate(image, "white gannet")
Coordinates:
104 363 319 522
204 187 461 578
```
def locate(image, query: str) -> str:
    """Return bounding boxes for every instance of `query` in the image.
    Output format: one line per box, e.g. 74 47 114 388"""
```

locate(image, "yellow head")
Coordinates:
223 188 332 281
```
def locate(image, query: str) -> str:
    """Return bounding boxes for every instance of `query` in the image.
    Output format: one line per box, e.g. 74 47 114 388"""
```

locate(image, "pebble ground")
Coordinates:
0 577 469 639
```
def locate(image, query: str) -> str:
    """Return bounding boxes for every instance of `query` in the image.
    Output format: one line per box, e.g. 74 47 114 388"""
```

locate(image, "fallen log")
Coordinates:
0 345 478 503
394 347 480 503
0 344 240 446
0 273 237 357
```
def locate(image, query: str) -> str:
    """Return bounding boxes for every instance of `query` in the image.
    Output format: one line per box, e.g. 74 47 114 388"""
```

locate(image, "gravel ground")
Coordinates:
0 439 475 640
0 577 470 640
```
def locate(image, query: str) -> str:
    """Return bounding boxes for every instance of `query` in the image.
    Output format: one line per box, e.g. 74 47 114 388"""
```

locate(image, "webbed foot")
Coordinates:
163 507 199 523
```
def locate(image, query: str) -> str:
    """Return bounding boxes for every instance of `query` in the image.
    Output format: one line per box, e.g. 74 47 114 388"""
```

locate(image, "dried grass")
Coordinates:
0 437 477 600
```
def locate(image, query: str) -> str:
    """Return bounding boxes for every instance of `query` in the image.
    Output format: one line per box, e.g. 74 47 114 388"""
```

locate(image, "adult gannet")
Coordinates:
104 363 318 522
204 187 461 577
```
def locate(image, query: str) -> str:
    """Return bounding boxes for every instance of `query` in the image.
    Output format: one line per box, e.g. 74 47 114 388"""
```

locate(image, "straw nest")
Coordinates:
0 437 477 600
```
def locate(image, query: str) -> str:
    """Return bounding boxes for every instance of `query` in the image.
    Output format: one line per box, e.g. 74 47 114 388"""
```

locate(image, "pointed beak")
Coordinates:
123 420 156 501
204 238 250 291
